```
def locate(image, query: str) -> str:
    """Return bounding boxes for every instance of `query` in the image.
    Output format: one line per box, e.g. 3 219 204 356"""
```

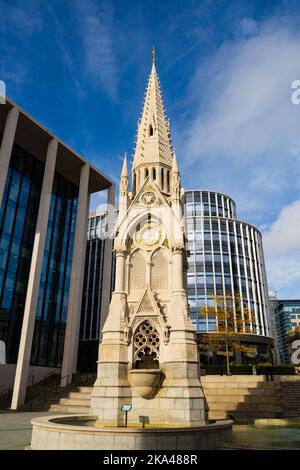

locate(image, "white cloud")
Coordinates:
263 198 300 256
178 16 300 298
0 1 43 37
262 198 300 298
264 255 300 299
74 0 118 101
185 22 300 162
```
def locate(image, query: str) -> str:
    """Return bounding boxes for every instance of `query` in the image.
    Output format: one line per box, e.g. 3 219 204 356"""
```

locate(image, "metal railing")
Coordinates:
26 368 61 411
24 367 96 411
0 373 35 409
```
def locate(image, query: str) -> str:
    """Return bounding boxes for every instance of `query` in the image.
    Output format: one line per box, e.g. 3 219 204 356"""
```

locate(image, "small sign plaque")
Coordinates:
121 404 132 412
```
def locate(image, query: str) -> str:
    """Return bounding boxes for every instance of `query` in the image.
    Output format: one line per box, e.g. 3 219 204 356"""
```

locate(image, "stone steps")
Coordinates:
201 376 284 423
205 394 280 404
76 387 93 394
68 392 91 399
209 410 280 422
59 397 91 407
49 404 91 413
203 387 278 395
279 381 300 418
202 382 276 389
25 374 300 423
201 376 266 382
207 401 281 412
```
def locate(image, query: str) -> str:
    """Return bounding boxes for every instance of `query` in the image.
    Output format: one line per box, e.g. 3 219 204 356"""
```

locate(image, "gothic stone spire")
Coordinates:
132 49 173 194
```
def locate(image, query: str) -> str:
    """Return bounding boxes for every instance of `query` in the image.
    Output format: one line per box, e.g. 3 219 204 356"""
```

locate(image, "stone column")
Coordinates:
61 164 90 385
10 138 58 409
172 247 184 291
114 247 126 293
0 107 19 210
99 184 115 334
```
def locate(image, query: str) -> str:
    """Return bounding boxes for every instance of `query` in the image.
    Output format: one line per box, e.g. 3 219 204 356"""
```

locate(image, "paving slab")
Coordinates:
0 410 58 450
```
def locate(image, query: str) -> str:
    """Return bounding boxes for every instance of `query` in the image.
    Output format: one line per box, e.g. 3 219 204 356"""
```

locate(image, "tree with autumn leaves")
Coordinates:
198 293 255 375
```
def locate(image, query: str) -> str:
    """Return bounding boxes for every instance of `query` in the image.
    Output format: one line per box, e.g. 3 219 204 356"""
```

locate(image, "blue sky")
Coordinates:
1 0 300 298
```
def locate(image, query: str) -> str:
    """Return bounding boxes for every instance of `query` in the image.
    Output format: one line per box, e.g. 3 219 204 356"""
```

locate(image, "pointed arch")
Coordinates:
129 249 147 292
151 247 169 290
166 170 170 193
152 167 156 181
161 168 164 191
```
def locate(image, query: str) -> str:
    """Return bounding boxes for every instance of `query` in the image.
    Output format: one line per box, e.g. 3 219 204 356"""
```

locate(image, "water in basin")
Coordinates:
232 423 300 449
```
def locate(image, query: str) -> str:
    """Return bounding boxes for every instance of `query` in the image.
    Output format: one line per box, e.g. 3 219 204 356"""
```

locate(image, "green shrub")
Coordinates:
230 365 252 375
271 365 295 375
204 365 252 375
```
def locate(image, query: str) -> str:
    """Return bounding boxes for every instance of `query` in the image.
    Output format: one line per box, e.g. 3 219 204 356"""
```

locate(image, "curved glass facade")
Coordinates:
185 190 269 338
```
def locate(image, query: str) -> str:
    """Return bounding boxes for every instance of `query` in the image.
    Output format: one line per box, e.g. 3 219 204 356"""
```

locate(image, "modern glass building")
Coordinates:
0 97 114 407
30 174 78 368
0 145 79 367
0 144 45 364
272 299 300 364
78 212 115 371
185 189 273 364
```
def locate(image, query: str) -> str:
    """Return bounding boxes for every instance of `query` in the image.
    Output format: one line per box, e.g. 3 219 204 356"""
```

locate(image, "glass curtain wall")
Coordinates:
185 190 269 337
30 175 78 367
0 144 44 362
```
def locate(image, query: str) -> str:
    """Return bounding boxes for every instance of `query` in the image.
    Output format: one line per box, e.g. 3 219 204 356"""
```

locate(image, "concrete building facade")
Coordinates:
0 98 114 407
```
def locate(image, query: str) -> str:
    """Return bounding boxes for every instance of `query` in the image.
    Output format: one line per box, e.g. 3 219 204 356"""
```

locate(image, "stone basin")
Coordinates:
128 369 165 399
30 415 233 450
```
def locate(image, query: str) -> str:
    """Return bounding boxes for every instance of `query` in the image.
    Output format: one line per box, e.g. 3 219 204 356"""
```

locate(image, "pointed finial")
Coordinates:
172 149 179 173
121 152 128 178
152 45 156 65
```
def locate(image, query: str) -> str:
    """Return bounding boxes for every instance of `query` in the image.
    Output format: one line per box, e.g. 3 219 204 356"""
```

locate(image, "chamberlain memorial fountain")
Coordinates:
30 50 232 450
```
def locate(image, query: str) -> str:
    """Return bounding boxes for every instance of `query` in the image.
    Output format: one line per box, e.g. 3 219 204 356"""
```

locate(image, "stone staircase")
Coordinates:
19 373 95 412
280 380 300 418
201 376 282 423
49 386 92 413
21 374 300 423
46 376 283 422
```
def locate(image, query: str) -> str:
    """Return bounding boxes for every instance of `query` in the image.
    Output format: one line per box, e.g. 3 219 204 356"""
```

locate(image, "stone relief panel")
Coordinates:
151 248 169 290
129 249 146 293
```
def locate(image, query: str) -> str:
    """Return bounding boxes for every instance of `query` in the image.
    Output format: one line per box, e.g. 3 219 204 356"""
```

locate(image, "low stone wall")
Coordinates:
30 415 232 450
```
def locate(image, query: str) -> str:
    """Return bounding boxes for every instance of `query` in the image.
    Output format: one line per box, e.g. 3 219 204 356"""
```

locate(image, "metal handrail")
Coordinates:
0 385 14 405
78 368 96 387
26 368 61 410
0 373 35 408
56 374 71 393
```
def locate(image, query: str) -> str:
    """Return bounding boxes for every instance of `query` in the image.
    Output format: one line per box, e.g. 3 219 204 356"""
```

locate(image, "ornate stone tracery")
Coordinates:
133 321 160 369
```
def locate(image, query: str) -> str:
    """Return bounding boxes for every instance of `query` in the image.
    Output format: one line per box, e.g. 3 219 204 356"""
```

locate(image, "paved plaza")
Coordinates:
0 411 57 450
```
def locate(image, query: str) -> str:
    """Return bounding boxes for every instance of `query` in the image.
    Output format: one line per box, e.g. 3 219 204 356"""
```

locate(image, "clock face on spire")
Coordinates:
141 225 160 245
135 223 165 250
